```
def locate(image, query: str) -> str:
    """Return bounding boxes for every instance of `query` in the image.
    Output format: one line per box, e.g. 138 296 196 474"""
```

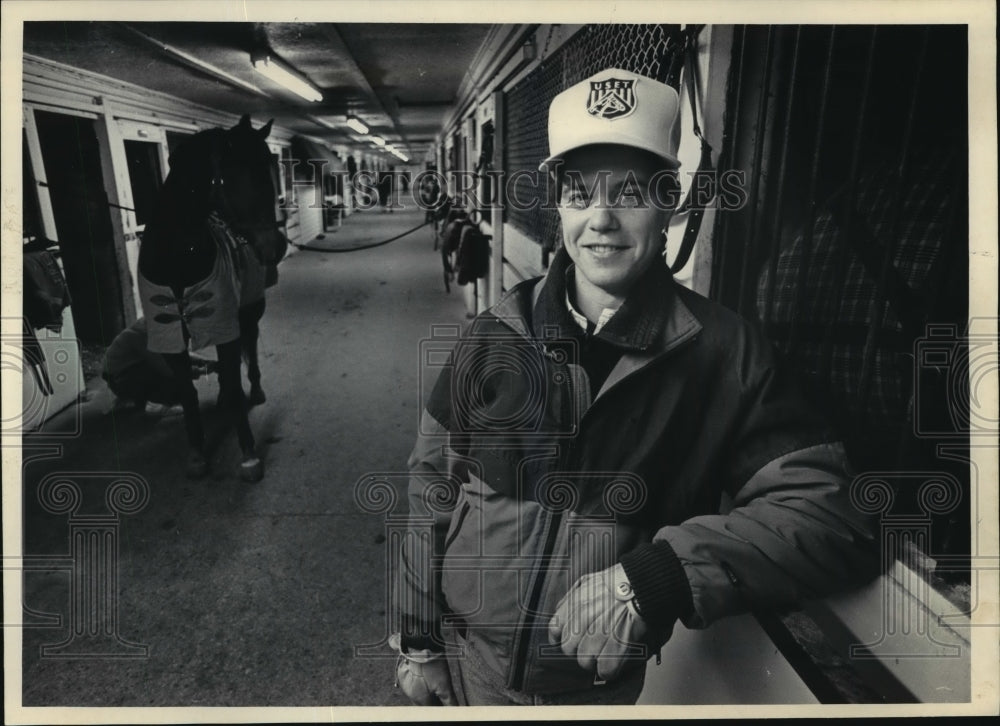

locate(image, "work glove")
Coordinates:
547 562 654 682
389 633 457 706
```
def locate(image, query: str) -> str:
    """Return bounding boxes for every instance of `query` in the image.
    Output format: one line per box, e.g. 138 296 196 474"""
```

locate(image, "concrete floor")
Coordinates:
17 208 819 709
19 209 467 707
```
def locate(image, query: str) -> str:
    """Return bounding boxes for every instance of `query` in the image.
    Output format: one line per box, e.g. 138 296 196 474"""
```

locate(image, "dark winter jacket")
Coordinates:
398 247 879 695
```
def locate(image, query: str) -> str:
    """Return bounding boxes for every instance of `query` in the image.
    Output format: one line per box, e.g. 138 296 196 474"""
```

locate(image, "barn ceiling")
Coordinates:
22 21 495 162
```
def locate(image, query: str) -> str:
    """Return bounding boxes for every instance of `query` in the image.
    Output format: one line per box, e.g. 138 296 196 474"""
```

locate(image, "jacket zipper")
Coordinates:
508 507 563 690
443 501 471 553
508 350 573 691
497 313 698 690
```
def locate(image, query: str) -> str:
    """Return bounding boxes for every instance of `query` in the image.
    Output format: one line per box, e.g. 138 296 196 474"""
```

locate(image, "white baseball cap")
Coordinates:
540 68 681 171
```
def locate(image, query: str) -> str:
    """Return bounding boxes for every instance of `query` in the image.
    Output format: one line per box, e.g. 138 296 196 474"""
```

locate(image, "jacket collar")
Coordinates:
506 247 700 354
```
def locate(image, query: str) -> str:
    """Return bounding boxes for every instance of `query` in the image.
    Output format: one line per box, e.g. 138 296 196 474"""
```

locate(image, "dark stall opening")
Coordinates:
34 110 125 346
123 139 163 228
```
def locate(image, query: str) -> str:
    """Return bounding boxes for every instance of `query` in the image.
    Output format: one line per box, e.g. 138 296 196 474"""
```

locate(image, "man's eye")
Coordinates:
562 189 588 208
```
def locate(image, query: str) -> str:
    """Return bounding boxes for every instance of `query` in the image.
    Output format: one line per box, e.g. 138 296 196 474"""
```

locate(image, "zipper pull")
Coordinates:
720 560 753 609
721 561 740 587
540 343 561 361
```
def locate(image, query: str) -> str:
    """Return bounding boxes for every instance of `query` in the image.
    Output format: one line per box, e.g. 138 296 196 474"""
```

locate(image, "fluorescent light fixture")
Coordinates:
346 116 369 134
370 136 385 147
252 55 323 102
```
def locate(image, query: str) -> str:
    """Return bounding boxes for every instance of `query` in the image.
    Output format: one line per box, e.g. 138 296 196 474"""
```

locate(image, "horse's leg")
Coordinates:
216 339 262 482
162 351 208 478
239 297 267 406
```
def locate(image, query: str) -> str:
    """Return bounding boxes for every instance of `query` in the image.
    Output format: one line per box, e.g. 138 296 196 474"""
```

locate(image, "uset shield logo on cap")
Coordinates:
587 78 637 120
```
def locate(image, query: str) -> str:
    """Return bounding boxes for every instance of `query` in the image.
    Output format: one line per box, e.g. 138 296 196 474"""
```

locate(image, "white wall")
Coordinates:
17 307 85 433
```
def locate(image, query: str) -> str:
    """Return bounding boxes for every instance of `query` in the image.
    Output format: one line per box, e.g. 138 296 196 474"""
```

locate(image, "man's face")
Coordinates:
556 145 674 304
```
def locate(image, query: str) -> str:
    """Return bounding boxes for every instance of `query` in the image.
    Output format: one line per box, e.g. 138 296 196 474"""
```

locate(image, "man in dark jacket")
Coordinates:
392 67 880 706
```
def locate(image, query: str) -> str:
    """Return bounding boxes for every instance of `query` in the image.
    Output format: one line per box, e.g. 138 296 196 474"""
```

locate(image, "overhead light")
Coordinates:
346 116 369 134
370 136 385 147
252 54 323 102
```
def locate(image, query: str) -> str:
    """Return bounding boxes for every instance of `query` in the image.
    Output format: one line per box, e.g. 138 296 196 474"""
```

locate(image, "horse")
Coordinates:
137 115 287 482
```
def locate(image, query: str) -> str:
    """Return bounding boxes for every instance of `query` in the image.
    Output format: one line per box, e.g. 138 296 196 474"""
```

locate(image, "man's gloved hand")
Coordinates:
390 633 457 706
548 562 652 682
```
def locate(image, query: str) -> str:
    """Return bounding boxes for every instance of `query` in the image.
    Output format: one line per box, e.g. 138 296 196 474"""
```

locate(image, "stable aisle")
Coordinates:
19 209 468 707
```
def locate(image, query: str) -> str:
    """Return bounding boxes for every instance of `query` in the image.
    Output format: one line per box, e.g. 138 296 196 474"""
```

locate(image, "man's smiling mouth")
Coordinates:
582 244 628 254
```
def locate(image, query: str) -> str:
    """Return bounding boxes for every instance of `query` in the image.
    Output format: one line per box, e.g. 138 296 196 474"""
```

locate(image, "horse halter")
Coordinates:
205 137 279 236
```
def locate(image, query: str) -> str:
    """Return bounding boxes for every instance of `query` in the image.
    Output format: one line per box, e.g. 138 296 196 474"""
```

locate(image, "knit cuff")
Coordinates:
400 614 446 653
619 541 694 628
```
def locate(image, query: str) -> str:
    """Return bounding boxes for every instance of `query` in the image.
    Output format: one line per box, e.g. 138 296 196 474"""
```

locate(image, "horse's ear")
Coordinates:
258 119 273 139
237 114 252 130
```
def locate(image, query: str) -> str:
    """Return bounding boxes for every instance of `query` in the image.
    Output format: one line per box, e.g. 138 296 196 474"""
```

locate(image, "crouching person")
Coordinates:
103 317 216 413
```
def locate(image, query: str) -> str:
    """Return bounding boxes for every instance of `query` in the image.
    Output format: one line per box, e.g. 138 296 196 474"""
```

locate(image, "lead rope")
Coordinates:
289 219 430 253
668 25 715 275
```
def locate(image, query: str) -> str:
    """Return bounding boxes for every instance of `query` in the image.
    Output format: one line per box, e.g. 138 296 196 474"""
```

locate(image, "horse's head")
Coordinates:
142 116 288 290
209 115 288 267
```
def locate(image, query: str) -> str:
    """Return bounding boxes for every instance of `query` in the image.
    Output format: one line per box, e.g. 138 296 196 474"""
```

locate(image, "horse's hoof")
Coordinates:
240 457 263 483
248 386 266 406
186 455 209 479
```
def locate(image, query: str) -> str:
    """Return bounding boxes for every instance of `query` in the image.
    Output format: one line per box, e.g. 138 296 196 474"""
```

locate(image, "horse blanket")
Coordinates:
139 214 266 354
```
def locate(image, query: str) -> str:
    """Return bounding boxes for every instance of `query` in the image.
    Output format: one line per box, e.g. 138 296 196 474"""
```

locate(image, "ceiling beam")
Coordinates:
312 24 414 160
396 100 454 109
120 24 268 100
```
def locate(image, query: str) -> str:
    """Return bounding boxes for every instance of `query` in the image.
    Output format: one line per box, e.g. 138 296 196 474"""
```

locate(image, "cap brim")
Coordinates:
538 137 681 173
